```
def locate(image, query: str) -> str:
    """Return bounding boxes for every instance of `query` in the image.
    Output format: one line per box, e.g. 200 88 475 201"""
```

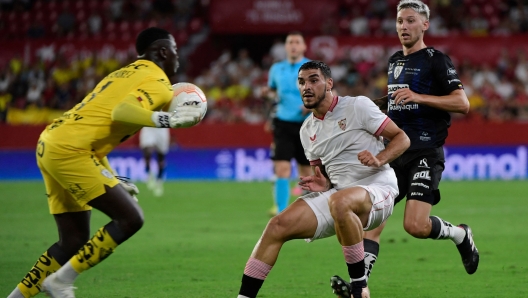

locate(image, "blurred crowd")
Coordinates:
1 0 528 124
194 43 528 124
330 0 528 37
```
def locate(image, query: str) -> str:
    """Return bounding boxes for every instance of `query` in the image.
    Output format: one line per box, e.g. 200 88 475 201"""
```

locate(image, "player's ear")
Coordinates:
423 19 430 31
327 78 334 91
159 46 168 60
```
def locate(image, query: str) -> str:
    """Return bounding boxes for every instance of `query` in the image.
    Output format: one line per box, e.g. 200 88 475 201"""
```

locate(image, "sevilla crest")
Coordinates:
338 118 346 131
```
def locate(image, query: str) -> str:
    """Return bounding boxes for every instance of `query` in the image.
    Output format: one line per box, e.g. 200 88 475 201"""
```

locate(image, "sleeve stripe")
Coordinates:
309 159 322 166
374 117 391 136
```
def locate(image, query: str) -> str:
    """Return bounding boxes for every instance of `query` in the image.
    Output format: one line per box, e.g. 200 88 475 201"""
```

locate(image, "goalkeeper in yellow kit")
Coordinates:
7 27 202 298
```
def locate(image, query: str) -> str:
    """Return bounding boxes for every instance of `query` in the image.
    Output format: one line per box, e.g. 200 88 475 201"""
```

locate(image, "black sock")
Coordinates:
363 239 379 281
428 216 442 239
239 274 265 298
347 260 365 281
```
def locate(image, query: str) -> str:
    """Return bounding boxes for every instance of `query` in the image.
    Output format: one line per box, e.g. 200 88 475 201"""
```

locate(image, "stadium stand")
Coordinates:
0 0 528 125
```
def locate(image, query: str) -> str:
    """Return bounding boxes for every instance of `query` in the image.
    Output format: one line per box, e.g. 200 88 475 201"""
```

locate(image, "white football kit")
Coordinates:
139 127 170 154
299 95 399 240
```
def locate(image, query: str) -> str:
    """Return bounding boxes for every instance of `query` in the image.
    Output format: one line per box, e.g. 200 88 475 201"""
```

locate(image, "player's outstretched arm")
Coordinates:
112 95 160 127
112 95 201 128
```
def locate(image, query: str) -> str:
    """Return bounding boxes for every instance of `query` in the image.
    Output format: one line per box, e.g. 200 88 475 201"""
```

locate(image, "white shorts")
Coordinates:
139 127 170 154
301 184 397 242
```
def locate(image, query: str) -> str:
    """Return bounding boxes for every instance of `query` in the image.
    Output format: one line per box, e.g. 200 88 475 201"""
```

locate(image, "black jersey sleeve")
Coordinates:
432 51 464 95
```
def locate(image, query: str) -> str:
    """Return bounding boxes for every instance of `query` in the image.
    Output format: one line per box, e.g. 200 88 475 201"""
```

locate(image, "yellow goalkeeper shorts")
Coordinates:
36 139 119 214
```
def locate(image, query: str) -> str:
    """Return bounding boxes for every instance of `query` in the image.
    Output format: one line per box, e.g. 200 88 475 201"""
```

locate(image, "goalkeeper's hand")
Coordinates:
117 176 139 201
151 104 202 128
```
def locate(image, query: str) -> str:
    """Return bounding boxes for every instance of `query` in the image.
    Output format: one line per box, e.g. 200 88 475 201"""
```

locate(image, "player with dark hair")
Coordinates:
331 1 479 296
236 60 410 298
7 27 202 298
262 31 312 215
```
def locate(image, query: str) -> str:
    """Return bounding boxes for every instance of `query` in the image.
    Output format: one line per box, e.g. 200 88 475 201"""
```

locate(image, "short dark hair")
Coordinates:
298 60 332 79
135 27 171 56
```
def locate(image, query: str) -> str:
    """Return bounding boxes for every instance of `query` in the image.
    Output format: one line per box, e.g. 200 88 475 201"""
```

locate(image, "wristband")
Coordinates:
151 111 172 128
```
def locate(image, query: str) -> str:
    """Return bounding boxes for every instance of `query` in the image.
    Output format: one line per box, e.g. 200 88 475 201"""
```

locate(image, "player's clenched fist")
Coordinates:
358 150 382 167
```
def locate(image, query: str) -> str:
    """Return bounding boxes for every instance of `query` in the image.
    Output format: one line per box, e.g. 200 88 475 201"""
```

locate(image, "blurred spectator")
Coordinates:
269 39 286 62
88 12 103 35
0 88 11 122
515 51 528 84
56 6 76 36
349 8 368 36
27 21 46 39
26 81 43 108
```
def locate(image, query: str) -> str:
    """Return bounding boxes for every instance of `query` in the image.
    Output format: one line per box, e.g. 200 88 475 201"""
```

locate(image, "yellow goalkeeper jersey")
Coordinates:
40 60 173 158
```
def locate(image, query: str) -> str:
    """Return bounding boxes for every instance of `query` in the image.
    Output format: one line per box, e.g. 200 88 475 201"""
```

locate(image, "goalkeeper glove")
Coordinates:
117 176 139 201
151 105 202 128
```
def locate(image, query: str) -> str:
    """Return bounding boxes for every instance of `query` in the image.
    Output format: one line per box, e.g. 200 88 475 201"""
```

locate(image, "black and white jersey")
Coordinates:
387 47 463 150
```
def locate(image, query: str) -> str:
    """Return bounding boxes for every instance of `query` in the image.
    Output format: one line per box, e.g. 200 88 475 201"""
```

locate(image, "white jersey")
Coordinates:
139 127 170 154
300 95 397 190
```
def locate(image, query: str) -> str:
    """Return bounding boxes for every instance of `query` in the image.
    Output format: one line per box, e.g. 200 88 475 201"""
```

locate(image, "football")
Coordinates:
164 82 208 122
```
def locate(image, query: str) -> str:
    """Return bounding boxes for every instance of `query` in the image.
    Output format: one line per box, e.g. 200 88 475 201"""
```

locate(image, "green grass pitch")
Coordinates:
1 180 527 297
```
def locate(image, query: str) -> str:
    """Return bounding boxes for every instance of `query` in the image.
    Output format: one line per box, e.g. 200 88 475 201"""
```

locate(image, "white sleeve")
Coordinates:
354 96 390 136
299 124 319 164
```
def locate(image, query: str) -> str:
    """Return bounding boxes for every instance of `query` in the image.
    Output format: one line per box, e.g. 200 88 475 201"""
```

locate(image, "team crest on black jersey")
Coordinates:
338 118 346 131
394 62 404 79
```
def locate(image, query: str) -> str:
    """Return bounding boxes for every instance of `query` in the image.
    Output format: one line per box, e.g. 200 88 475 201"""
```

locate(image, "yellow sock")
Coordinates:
17 250 62 297
70 226 118 273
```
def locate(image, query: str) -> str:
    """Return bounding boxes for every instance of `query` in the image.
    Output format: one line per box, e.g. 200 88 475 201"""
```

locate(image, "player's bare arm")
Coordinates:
358 120 410 167
392 88 469 114
298 165 331 192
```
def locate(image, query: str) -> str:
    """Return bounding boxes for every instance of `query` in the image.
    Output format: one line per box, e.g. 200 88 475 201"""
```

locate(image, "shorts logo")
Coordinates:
411 182 430 189
68 184 87 199
338 118 346 131
101 169 114 179
413 170 431 180
419 158 429 168
411 192 423 196
310 134 316 142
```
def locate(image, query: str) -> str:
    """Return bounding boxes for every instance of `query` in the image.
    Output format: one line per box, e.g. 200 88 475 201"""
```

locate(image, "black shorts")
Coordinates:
390 147 445 206
270 118 309 165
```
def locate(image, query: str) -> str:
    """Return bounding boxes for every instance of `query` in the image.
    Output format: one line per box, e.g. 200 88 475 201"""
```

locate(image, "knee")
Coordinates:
264 215 290 242
328 193 367 221
403 219 429 238
120 207 145 235
328 195 349 221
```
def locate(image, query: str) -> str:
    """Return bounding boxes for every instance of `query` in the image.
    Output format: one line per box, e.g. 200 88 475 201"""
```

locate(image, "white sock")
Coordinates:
434 216 466 244
7 287 25 298
55 261 79 284
452 226 466 245
237 295 250 298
